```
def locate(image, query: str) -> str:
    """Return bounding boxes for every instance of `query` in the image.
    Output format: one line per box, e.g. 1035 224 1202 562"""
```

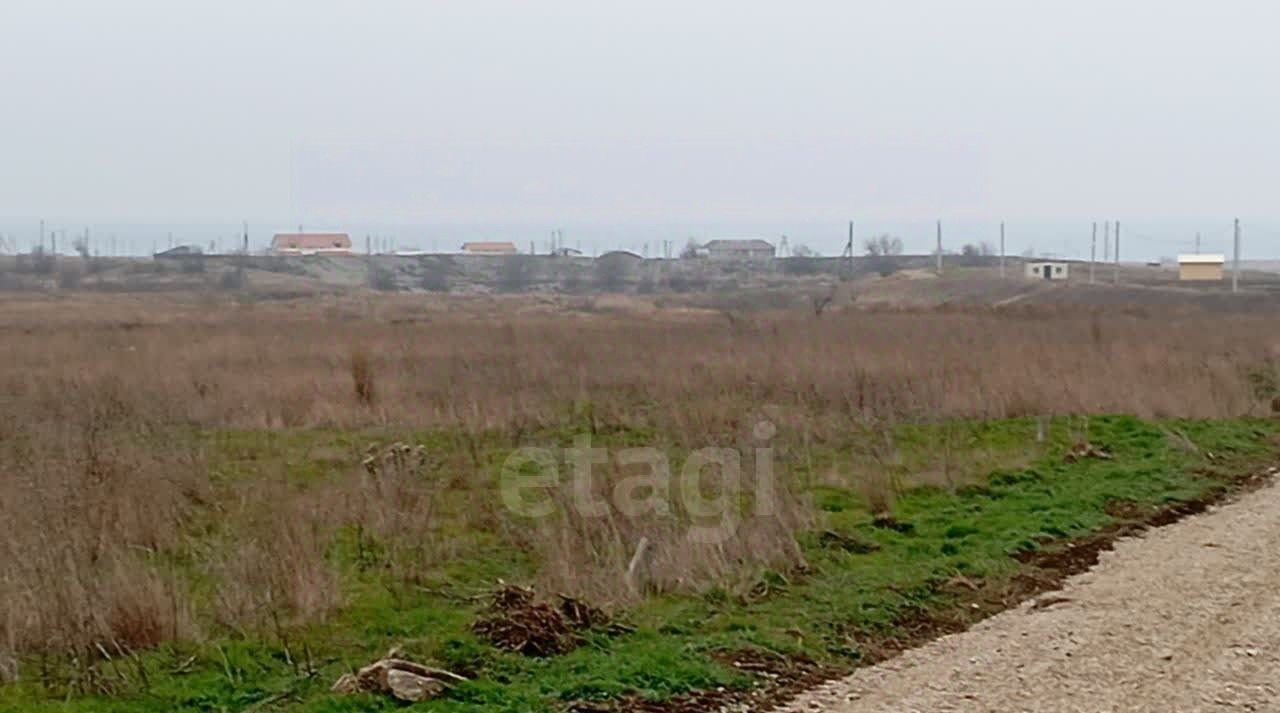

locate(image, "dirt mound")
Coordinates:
472 584 615 657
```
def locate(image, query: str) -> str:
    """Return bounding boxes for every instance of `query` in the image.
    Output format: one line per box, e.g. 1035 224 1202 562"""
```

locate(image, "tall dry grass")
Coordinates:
2 293 1279 683
5 296 1275 437
521 442 814 603
0 381 203 687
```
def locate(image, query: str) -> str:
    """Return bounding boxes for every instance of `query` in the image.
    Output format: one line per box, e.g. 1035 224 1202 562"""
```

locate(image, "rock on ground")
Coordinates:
332 658 465 703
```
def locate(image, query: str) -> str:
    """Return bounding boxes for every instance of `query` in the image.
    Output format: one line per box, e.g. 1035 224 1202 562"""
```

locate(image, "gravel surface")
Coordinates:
775 476 1280 713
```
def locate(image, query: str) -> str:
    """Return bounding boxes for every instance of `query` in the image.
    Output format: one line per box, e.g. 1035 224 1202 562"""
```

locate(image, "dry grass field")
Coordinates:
2 291 1279 711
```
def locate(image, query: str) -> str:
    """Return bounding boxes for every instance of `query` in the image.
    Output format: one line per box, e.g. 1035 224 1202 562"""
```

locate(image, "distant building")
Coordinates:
1025 261 1069 280
461 241 519 255
271 233 353 256
598 250 643 261
1177 254 1225 281
703 239 776 261
154 245 203 259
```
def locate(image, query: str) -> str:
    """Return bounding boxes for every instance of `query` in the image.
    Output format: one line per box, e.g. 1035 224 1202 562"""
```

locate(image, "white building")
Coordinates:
1025 261 1069 280
1177 254 1225 281
703 239 776 261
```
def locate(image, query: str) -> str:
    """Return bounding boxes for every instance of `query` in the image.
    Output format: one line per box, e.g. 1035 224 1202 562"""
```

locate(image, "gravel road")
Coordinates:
775 476 1280 713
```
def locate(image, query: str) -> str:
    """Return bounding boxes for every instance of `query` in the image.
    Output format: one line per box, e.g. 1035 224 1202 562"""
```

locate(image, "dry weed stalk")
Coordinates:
350 348 376 406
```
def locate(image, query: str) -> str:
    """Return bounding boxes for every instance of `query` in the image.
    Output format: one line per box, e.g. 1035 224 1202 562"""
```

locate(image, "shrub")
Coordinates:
56 264 84 289
218 269 245 290
499 256 534 293
593 256 629 292
368 264 399 291
16 248 55 275
419 268 449 292
869 255 900 277
350 349 376 406
779 256 822 276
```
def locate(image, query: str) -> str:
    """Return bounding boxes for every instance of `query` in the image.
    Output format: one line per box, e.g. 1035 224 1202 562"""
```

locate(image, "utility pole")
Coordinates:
847 220 855 276
38 219 45 253
841 220 855 278
935 220 943 274
236 221 248 286
999 222 1006 279
1233 218 1241 293
1113 221 1121 285
1090 222 1097 284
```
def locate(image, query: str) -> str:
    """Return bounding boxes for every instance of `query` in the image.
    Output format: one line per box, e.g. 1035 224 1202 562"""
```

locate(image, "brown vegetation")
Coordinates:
1 292 1278 680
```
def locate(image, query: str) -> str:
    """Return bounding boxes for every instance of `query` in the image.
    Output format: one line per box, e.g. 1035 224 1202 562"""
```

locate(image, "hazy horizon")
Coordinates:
2 216 1273 264
4 1 1280 258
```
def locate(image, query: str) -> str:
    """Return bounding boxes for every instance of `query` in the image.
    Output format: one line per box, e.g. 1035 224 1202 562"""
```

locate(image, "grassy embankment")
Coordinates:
4 415 1274 713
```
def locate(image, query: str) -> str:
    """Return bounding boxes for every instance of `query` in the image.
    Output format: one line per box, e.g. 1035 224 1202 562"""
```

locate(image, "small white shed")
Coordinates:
1025 261 1069 280
1177 254 1225 281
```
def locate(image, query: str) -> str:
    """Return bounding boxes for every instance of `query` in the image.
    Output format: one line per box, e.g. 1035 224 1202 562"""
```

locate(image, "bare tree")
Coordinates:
863 234 903 256
961 242 996 257
863 234 904 277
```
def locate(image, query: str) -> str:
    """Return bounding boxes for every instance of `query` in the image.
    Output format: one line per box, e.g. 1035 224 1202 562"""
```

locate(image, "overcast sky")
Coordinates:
3 1 1279 250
